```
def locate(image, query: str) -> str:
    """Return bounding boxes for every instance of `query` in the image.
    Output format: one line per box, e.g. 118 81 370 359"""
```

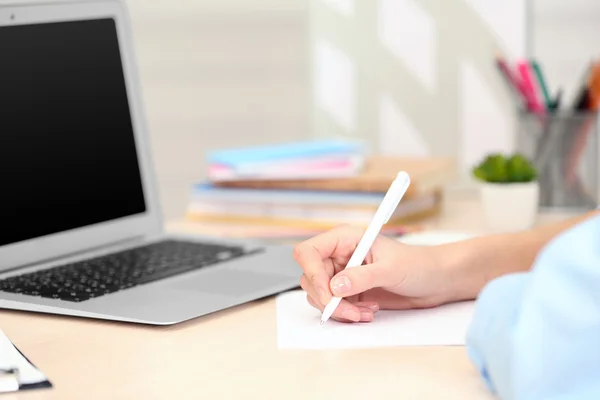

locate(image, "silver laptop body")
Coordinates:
0 0 302 325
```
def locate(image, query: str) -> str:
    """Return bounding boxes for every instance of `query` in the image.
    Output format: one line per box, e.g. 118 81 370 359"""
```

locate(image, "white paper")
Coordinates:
0 374 18 393
0 328 48 389
276 290 475 349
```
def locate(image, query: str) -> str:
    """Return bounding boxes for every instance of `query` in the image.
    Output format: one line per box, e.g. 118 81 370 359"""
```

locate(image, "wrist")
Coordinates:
431 239 485 302
433 230 542 302
427 212 599 304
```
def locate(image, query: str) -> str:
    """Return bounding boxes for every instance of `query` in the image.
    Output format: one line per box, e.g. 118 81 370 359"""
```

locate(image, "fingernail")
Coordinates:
316 286 329 304
366 304 379 312
360 311 373 322
331 276 351 295
341 309 360 322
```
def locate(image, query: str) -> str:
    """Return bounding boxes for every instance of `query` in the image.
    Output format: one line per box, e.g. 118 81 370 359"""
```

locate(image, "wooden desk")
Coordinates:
0 191 580 400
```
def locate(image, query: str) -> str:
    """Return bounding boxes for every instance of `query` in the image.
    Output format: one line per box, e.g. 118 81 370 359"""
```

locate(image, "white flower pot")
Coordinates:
480 181 539 232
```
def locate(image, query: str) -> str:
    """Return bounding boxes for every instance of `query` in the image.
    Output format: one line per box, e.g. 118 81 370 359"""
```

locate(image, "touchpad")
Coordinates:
177 269 292 297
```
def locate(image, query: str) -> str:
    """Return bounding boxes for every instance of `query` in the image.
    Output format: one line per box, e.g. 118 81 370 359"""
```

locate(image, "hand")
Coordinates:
293 225 463 323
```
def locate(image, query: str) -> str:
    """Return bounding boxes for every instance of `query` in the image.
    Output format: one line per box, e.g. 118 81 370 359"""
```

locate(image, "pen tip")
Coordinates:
320 320 324 326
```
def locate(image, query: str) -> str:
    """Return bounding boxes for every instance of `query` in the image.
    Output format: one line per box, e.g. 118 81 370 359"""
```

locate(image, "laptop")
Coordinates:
0 0 302 325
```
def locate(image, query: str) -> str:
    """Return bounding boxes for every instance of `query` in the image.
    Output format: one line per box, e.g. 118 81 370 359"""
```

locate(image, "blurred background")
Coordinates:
124 0 600 220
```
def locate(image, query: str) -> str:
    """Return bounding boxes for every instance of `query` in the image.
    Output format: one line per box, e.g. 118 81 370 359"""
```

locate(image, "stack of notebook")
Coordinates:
187 141 456 239
207 140 365 182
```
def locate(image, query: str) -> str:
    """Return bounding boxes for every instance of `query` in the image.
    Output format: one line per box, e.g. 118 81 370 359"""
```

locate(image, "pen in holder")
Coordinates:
516 110 599 210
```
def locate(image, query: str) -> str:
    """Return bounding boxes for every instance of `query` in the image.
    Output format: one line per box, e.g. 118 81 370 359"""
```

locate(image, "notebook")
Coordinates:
208 154 364 181
187 186 443 228
0 328 51 393
213 156 457 199
207 140 365 165
207 141 366 181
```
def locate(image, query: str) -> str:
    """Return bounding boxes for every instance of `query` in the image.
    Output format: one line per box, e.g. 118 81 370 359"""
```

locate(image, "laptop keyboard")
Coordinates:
0 240 261 303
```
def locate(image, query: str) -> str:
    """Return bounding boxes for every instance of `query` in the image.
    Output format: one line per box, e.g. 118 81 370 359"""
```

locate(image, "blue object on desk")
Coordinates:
466 214 600 400
207 140 365 165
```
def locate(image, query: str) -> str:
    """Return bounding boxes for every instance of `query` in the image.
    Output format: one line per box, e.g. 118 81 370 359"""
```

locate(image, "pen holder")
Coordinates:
516 111 599 210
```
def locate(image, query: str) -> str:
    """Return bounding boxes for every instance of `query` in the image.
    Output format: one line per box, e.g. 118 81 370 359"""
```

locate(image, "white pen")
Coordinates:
320 171 411 325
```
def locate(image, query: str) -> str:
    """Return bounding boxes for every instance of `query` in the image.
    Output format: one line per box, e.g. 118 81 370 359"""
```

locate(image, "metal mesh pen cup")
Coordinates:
516 111 599 210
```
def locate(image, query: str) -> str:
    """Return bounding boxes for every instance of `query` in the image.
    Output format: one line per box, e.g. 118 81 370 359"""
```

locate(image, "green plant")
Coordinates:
472 153 537 183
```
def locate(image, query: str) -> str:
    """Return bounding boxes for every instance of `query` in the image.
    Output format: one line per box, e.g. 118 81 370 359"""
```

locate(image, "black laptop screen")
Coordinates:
0 18 147 246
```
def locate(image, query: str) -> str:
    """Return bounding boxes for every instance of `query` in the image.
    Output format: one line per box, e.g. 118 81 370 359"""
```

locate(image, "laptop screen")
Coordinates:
0 18 147 247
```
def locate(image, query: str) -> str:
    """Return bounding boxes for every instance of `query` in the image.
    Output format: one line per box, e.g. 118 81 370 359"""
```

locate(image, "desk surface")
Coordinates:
0 191 579 400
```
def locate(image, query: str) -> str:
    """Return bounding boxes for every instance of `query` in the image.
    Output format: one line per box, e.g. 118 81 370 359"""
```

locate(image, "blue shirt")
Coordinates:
466 214 600 400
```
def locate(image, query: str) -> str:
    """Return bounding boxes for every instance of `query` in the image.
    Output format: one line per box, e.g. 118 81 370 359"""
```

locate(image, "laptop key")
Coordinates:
0 240 263 302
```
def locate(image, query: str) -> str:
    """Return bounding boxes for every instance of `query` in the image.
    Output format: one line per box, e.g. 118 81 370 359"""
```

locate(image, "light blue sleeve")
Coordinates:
466 214 600 400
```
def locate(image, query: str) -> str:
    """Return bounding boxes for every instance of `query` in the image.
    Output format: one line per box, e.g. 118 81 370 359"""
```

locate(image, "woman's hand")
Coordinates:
293 225 468 323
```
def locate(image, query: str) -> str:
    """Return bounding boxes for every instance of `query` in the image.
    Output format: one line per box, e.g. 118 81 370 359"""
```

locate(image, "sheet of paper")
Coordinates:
0 328 49 391
276 290 475 349
0 373 18 393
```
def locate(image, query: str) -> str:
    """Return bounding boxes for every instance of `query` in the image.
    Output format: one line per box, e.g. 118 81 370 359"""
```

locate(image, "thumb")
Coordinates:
329 262 393 297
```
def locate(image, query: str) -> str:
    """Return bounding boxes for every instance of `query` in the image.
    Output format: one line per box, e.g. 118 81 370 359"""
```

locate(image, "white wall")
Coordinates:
309 0 528 179
531 0 600 105
126 0 310 219
124 0 600 219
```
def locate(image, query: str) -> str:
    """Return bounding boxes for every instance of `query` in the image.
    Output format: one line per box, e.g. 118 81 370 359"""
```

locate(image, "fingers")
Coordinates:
311 296 376 322
295 225 386 323
329 262 395 298
305 294 359 322
302 281 379 323
353 301 379 322
293 225 364 305
359 288 416 310
294 246 333 305
300 274 321 309
355 301 380 312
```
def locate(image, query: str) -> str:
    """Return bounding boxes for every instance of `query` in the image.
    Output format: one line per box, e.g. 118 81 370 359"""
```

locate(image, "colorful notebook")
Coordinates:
207 140 365 166
212 156 456 199
208 153 364 181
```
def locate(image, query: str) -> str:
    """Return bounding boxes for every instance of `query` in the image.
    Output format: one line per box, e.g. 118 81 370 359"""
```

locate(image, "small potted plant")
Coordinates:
472 153 539 232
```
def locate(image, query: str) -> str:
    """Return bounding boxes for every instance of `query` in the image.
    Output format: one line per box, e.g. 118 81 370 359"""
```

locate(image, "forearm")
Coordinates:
440 209 600 301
